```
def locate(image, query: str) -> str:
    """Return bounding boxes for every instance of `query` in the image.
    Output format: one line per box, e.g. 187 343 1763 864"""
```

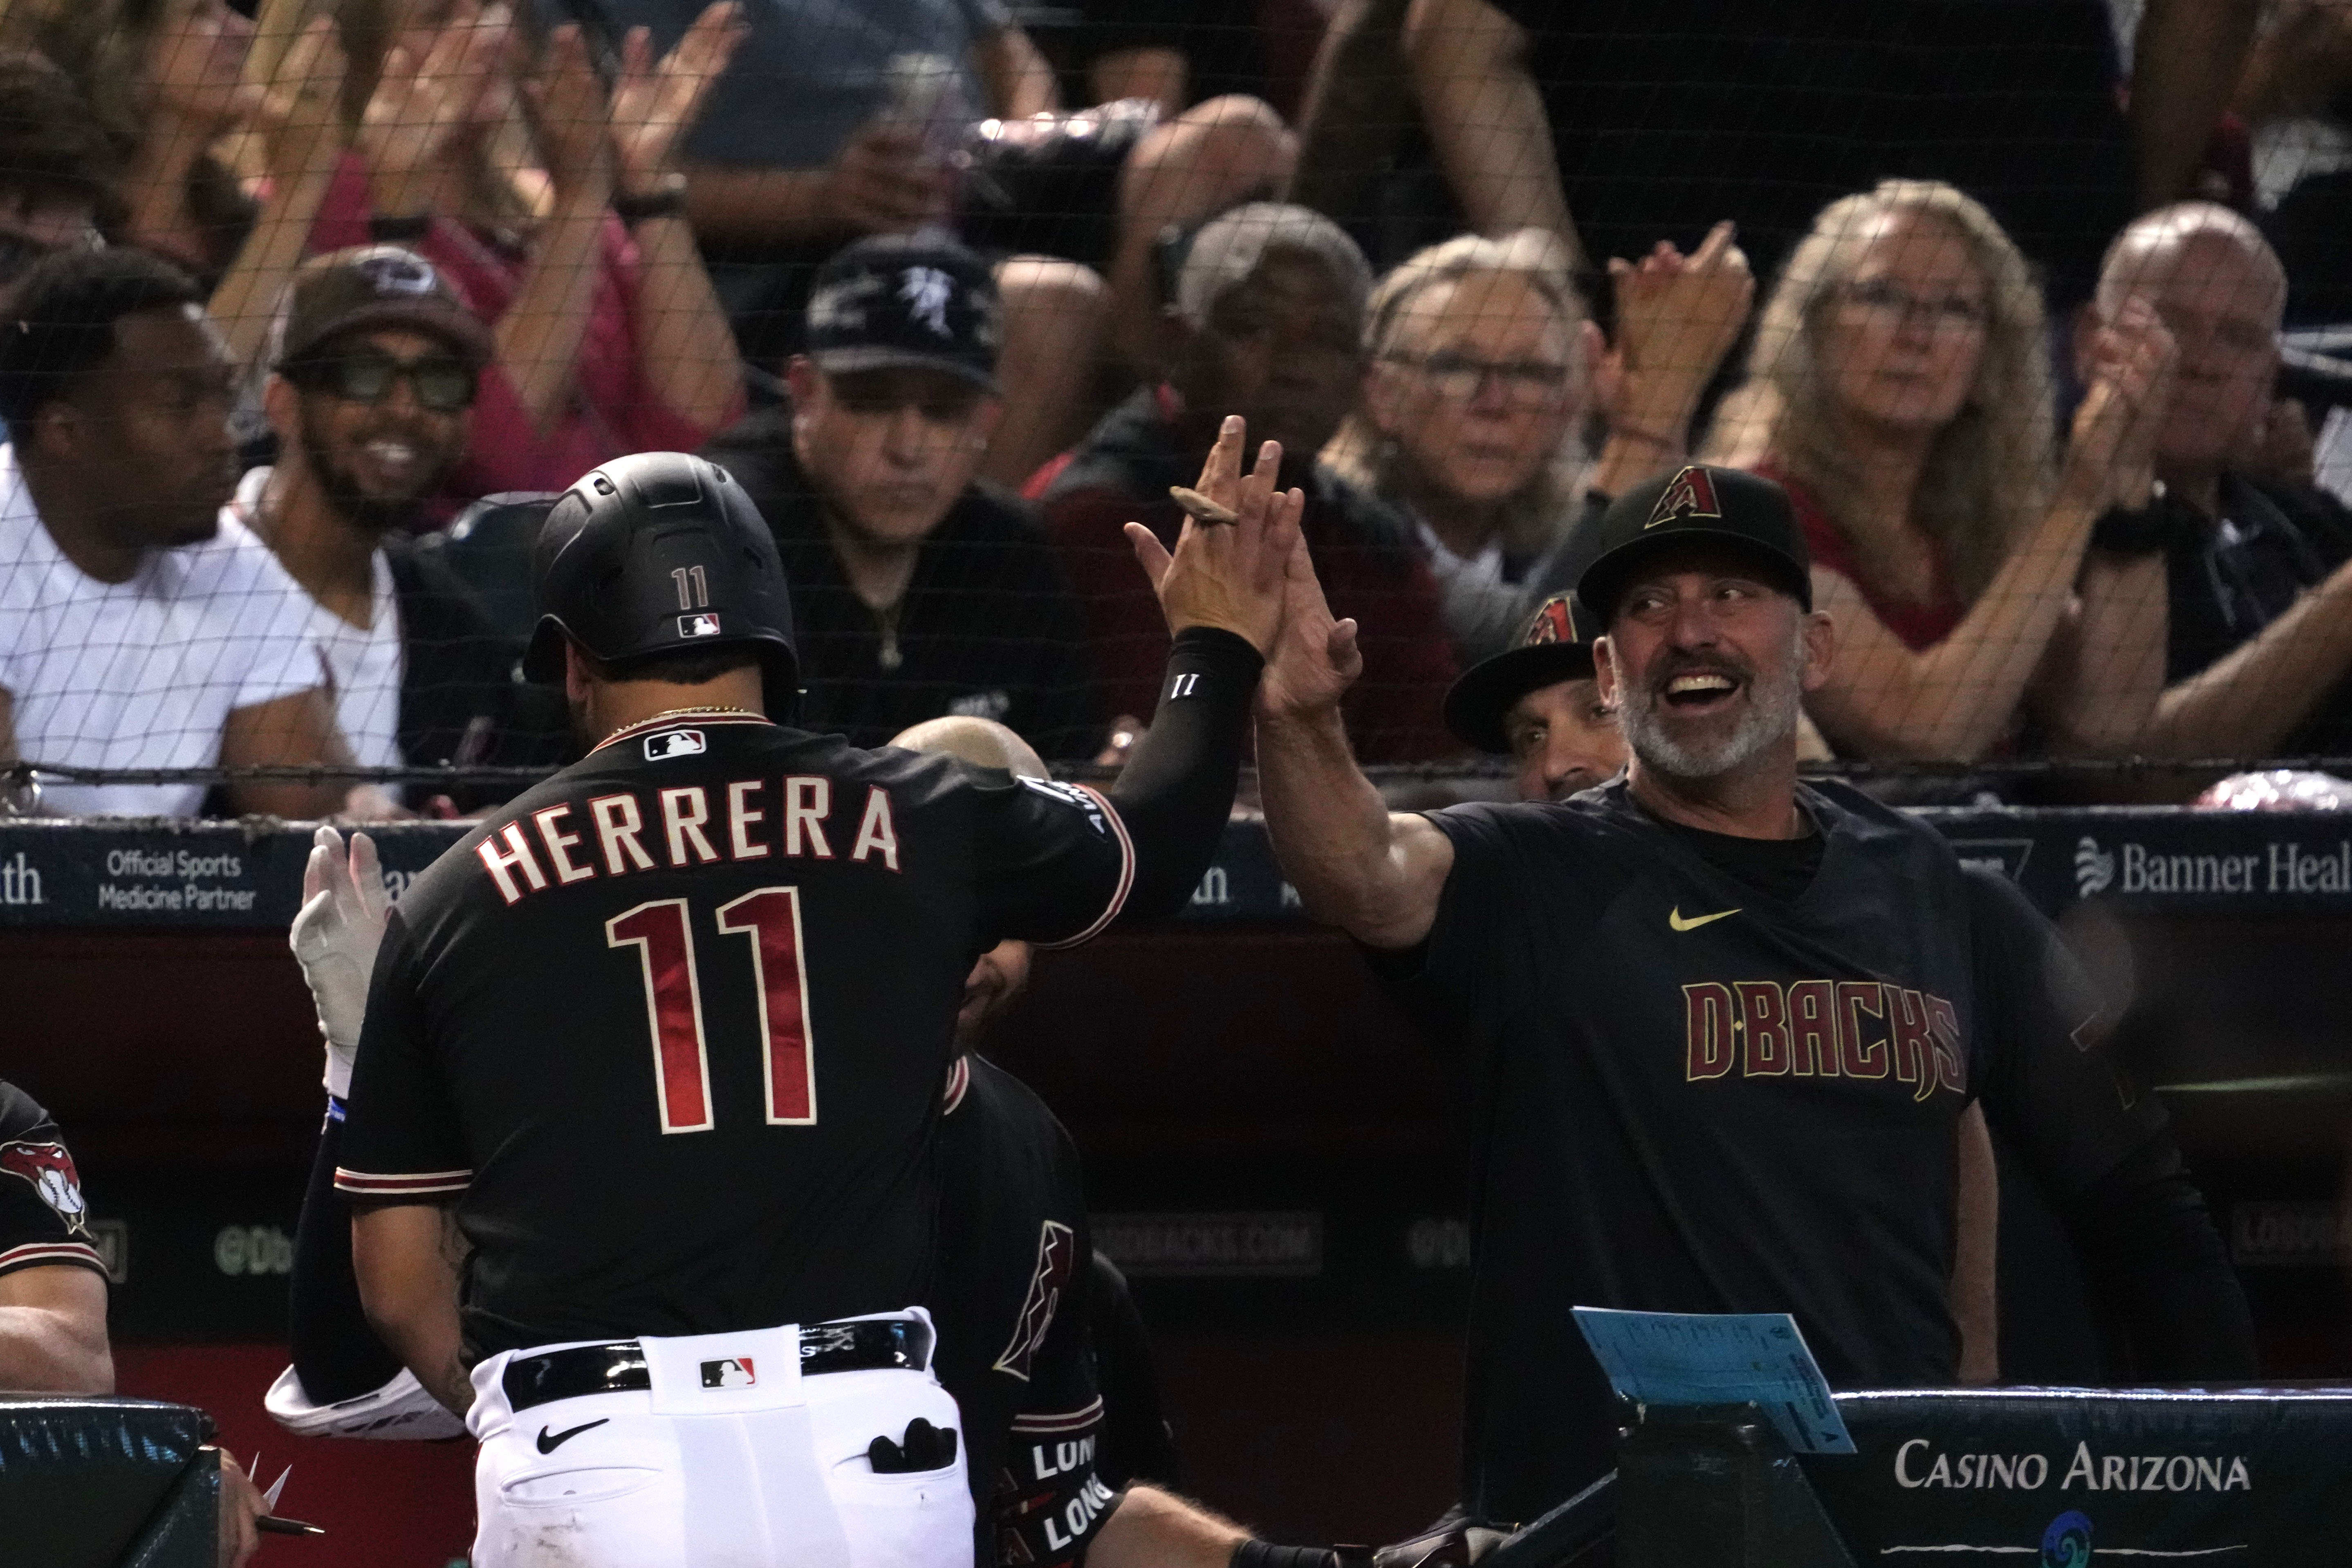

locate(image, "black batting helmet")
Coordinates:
522 453 799 707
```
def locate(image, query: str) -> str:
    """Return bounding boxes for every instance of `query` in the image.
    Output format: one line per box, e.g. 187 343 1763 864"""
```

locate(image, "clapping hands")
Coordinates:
608 2 748 197
2069 297 2178 511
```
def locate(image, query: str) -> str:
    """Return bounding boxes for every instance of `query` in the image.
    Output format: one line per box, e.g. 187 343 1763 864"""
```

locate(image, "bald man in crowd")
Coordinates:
2081 204 2352 765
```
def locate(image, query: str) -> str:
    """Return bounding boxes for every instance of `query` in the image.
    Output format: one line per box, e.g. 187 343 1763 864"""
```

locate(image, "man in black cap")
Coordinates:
1254 464 2250 1528
1440 592 1624 804
240 246 562 808
705 234 1098 761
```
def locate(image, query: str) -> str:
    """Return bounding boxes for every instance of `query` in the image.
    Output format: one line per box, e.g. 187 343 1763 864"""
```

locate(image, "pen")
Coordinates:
256 1515 327 1537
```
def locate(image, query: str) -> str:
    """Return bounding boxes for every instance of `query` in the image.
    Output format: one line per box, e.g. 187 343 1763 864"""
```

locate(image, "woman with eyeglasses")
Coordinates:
1706 179 2176 765
1323 224 1752 662
303 0 748 516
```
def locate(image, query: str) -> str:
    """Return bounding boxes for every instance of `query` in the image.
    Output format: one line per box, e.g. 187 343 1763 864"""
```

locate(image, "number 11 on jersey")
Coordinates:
606 888 818 1135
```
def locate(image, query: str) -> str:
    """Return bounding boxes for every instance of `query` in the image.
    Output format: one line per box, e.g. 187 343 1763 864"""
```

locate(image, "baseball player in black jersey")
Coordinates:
271 707 1336 1568
0 1080 273 1566
327 429 1296 1568
0 1079 110 1394
1255 465 2254 1526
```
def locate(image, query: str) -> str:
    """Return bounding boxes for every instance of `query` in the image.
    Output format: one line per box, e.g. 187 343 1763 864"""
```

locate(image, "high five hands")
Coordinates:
1125 415 1304 659
1124 416 1362 718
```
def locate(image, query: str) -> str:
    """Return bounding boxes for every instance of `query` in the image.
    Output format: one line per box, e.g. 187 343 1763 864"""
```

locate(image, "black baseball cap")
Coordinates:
274 246 492 372
1443 593 1602 754
1574 465 1812 624
805 233 1002 393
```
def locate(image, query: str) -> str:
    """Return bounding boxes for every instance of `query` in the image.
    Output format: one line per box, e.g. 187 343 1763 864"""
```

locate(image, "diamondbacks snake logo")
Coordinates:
0 1141 90 1239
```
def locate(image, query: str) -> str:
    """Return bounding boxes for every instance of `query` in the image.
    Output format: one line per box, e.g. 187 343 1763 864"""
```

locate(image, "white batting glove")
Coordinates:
289 826 391 1100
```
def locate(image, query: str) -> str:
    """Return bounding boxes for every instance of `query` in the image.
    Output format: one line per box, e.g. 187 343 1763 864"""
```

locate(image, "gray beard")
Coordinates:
1617 637 1805 782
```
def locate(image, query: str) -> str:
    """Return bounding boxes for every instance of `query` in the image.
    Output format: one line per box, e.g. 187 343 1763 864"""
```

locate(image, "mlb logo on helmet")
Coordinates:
700 1357 756 1389
1646 466 1723 529
645 730 707 761
679 613 722 638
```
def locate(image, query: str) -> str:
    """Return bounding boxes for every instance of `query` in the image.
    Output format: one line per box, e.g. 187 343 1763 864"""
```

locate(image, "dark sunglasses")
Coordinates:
296 349 478 413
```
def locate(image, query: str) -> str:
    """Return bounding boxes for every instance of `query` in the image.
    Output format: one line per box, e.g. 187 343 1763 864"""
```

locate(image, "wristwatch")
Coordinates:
2091 480 2182 555
614 173 689 226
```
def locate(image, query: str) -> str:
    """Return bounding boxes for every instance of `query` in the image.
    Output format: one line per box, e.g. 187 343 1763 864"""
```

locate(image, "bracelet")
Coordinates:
367 212 433 243
2090 480 2180 556
614 176 689 226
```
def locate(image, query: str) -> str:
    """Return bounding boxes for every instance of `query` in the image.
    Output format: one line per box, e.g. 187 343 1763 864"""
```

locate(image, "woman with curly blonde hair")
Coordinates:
1708 179 2174 762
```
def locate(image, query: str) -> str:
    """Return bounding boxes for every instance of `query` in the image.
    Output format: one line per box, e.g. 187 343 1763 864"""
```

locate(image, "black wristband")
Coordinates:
1163 625 1267 700
1099 626 1263 920
367 212 433 243
1233 1541 1343 1568
613 186 688 226
2091 482 2182 556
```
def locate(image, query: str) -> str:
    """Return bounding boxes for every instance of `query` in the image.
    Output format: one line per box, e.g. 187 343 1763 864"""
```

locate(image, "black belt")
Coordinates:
503 1317 935 1415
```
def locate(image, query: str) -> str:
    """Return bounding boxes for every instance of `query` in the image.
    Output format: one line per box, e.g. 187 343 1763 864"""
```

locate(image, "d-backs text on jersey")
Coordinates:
1684 979 1964 1104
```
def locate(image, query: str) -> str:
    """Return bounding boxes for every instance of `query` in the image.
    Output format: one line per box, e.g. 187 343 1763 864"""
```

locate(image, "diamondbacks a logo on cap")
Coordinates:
679 613 722 639
700 1357 756 1389
0 1141 90 1239
645 729 706 761
1522 594 1585 647
1646 466 1723 529
900 266 956 336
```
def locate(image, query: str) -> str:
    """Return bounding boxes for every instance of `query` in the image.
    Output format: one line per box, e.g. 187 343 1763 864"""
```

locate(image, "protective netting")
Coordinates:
1 0 2349 817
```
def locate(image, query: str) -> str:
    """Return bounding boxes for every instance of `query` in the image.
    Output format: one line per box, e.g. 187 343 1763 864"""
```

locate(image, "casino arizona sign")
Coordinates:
1893 1438 2250 1492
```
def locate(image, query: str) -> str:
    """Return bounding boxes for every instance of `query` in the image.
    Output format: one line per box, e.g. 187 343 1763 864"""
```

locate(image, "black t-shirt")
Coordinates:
1399 779 1980 1523
705 415 1103 762
2155 475 2352 754
1958 865 2167 1204
1958 864 2174 1384
931 1053 1113 1568
1652 813 1827 905
337 713 1135 1360
0 1082 104 1284
1492 0 2134 300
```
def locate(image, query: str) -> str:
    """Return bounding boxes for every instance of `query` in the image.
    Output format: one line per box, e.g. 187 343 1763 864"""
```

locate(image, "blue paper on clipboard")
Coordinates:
1571 1307 1856 1455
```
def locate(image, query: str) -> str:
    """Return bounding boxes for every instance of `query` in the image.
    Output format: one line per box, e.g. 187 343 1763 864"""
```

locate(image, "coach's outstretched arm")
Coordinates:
1112 417 1305 919
1252 534 1454 950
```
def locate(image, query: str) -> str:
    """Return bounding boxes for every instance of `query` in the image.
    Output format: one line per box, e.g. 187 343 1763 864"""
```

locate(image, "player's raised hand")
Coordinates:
1124 414 1303 656
291 825 392 1098
1256 525 1362 721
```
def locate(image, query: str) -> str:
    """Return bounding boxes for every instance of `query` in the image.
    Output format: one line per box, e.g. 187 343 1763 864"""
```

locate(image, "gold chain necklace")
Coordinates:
598 705 766 750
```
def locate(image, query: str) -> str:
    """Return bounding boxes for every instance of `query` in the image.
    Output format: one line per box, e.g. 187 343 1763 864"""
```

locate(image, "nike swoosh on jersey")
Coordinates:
1668 906 1742 932
536 1418 610 1454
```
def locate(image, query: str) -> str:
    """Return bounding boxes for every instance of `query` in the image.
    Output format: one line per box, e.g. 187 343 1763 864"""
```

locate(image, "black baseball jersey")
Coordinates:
931 1054 1114 1568
1395 779 1984 1525
337 712 1135 1361
0 1081 104 1283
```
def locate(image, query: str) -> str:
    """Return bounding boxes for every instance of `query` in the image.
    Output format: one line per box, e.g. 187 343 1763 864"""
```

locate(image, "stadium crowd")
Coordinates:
1 0 2350 812
2 5 2341 1565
